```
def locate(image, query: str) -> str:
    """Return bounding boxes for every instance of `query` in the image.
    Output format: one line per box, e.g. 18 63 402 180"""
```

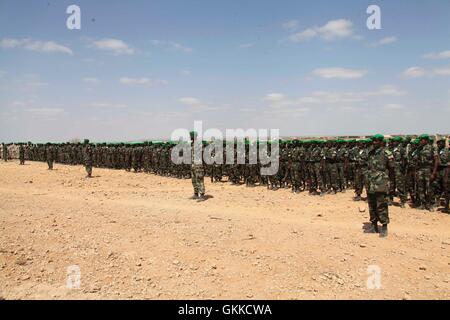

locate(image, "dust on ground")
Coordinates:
0 161 449 299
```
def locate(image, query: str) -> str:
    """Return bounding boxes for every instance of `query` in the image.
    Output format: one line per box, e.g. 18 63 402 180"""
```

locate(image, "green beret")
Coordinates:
371 134 384 142
418 134 431 141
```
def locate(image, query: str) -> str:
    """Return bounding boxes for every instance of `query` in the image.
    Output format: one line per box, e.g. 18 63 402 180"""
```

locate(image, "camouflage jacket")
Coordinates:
367 146 394 193
416 144 437 168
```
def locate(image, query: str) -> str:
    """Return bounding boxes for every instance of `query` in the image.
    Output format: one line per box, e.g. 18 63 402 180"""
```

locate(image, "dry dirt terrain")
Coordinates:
0 160 449 300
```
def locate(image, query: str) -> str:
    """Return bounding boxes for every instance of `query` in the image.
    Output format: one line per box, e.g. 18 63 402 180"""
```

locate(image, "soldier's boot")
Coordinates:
400 201 406 208
353 195 361 201
387 196 394 206
190 193 198 200
442 197 450 213
197 194 206 202
379 224 388 238
369 222 379 233
442 202 449 214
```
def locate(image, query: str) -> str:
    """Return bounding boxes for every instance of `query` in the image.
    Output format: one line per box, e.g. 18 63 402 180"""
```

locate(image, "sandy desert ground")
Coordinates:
0 160 449 300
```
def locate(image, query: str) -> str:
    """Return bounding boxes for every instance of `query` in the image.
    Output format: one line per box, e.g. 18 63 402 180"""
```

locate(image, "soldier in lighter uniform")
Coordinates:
190 131 206 201
19 143 25 165
83 139 93 178
45 143 55 170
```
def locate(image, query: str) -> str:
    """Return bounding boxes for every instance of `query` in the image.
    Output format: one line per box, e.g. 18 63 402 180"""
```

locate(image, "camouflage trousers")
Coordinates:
191 166 205 195
324 162 339 191
245 164 258 185
367 192 390 225
281 163 294 186
354 166 367 196
337 163 346 189
347 162 355 187
291 162 302 190
432 167 449 207
85 164 93 177
405 168 417 203
392 166 407 203
416 167 434 206
47 160 53 170
311 162 324 192
19 156 25 165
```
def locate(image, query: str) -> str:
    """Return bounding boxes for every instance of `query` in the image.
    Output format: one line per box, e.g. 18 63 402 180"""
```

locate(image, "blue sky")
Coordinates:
1 0 449 142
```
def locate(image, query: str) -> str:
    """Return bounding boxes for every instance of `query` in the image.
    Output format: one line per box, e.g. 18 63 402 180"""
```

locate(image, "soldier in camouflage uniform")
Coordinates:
311 141 325 196
190 131 206 201
83 139 93 178
291 140 302 193
324 140 339 194
389 137 407 207
434 138 449 213
19 143 25 165
336 140 348 191
406 138 420 206
45 143 55 170
2 143 8 162
366 134 395 237
353 140 370 201
415 134 439 211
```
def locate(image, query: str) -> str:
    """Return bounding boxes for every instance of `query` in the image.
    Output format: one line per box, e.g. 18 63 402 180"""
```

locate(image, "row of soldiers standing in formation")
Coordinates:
2 134 449 214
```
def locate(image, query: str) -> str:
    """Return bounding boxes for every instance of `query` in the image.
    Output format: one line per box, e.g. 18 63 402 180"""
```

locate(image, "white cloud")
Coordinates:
263 85 406 111
384 103 405 110
0 70 6 77
371 85 406 96
91 38 134 55
177 97 223 112
379 36 397 45
423 50 450 60
402 67 426 78
282 20 299 31
0 38 73 55
150 40 193 53
11 99 35 107
179 69 191 76
119 77 168 86
178 97 201 106
370 36 397 47
238 43 253 49
26 108 64 116
312 67 367 79
82 77 99 84
264 93 285 101
88 102 127 109
433 67 450 76
287 19 354 42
